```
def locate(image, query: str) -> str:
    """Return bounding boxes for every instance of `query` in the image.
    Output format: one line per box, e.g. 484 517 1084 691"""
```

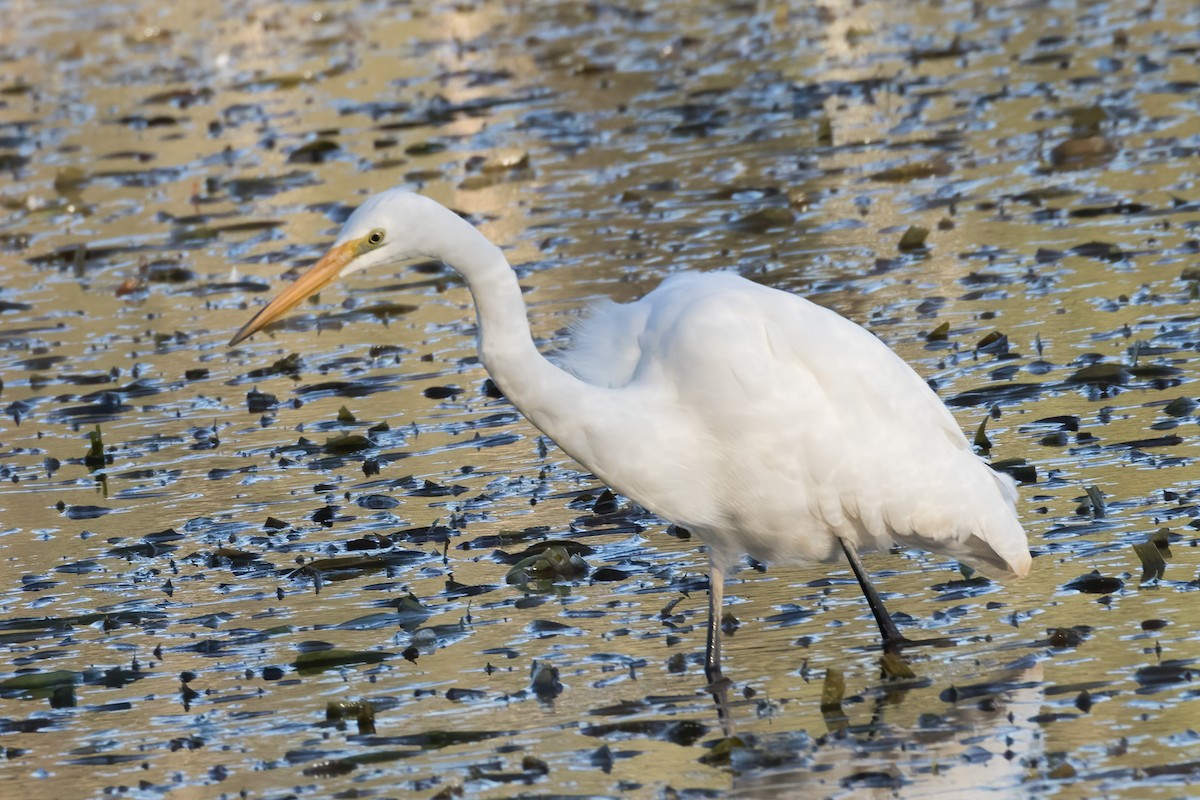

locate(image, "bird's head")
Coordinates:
228 188 439 346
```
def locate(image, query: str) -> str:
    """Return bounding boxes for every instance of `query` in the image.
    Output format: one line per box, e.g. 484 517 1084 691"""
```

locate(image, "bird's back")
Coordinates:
558 271 1030 579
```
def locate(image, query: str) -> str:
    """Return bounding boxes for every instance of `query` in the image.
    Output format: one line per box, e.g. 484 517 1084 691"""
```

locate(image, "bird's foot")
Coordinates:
704 670 736 737
884 632 960 652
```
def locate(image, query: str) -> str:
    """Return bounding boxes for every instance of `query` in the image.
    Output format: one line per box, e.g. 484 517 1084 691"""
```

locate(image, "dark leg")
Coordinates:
705 558 726 684
840 539 909 652
704 558 734 734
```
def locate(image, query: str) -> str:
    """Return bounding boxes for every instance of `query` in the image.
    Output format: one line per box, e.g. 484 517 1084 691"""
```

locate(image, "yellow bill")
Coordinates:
228 240 358 346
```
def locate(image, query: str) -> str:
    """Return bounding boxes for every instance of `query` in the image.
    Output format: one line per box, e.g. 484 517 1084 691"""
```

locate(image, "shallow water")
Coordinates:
1 1 1198 798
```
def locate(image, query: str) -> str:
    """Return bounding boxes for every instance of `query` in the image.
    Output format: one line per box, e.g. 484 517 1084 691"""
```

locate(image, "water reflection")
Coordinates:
1 0 1199 797
731 664 1046 799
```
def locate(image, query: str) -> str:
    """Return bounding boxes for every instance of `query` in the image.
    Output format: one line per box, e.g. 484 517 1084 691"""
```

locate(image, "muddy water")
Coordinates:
1 1 1198 798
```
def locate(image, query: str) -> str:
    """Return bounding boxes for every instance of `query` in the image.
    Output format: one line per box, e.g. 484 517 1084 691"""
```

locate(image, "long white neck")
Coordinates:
428 208 593 450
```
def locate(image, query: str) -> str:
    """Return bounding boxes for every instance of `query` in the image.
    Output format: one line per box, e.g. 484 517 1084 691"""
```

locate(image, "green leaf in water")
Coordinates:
731 206 795 234
820 667 845 712
870 155 952 182
898 225 930 251
395 593 433 623
323 433 372 454
1132 542 1166 583
1133 529 1171 583
1049 134 1117 168
0 670 79 692
84 425 106 469
699 735 745 766
816 115 833 146
1065 363 1130 386
926 321 950 342
505 545 589 587
299 552 425 577
391 729 509 750
880 650 916 679
293 648 390 675
326 699 376 734
974 417 991 451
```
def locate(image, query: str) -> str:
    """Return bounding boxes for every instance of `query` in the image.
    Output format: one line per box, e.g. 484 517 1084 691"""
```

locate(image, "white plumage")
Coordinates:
557 271 1028 576
230 189 1032 681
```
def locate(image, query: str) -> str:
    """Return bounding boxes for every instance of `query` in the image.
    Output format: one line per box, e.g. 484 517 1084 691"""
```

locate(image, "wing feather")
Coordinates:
582 271 1028 576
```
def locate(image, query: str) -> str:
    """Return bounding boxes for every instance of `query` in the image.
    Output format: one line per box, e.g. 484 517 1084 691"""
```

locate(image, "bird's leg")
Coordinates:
704 557 736 735
839 539 909 652
705 558 726 684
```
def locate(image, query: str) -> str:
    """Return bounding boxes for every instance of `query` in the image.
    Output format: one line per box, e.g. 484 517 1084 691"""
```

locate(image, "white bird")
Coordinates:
230 189 1032 683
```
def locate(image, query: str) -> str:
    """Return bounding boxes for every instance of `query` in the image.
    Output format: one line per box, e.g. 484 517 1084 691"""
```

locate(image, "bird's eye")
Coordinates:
367 229 385 246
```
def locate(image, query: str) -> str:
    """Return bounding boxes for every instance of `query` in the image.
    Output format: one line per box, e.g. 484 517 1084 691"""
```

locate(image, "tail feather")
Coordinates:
893 529 1027 579
892 465 1031 579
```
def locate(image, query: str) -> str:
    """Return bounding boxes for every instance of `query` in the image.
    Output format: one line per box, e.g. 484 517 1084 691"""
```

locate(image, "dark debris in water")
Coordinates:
505 544 591 588
4 3 1200 798
293 647 392 675
1063 571 1124 595
1132 660 1196 694
292 551 430 583
581 719 708 747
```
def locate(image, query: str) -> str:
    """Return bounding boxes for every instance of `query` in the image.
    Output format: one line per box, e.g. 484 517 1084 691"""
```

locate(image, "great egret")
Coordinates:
230 189 1032 683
